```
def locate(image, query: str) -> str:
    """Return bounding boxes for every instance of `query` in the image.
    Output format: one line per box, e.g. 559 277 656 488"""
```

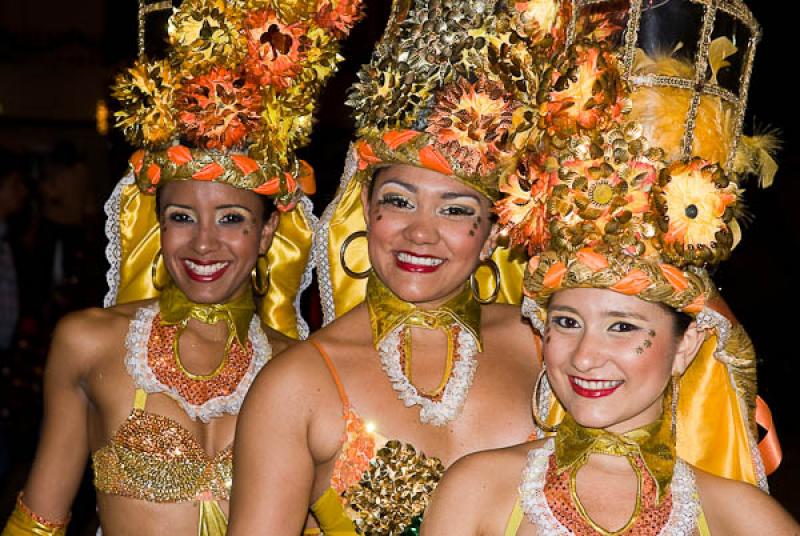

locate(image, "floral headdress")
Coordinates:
497 0 779 488
114 0 363 208
315 0 572 322
104 0 363 339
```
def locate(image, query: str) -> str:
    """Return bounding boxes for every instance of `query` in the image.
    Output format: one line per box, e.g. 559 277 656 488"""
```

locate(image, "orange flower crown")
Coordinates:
113 0 364 208
347 0 573 200
496 0 776 315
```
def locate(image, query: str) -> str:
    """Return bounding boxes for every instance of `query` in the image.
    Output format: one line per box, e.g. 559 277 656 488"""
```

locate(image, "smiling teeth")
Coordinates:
397 252 444 266
184 260 229 276
573 378 624 390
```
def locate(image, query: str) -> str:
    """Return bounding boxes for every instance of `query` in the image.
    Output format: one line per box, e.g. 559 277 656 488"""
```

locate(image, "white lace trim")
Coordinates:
378 325 479 426
103 171 136 307
314 145 359 326
521 295 546 334
124 303 272 423
294 195 318 340
519 439 700 536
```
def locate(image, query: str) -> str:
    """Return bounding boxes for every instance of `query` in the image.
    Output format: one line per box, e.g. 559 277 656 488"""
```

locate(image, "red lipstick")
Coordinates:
394 251 445 273
569 376 623 398
182 259 230 282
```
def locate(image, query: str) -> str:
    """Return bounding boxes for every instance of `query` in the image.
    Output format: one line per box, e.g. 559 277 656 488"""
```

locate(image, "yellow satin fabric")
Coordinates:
197 499 227 536
2 504 66 536
543 335 758 486
309 488 358 536
324 174 526 320
112 183 312 339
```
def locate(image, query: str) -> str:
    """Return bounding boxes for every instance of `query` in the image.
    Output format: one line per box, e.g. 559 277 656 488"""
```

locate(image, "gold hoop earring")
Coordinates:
470 258 500 304
251 257 270 296
151 249 165 291
532 367 558 433
340 230 370 279
671 373 680 437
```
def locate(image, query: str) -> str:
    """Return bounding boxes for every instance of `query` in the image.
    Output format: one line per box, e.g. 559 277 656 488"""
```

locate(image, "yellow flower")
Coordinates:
112 59 179 147
662 161 736 247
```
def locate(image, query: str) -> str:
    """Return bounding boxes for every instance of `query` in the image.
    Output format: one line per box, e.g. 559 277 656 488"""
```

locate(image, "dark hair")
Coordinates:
154 183 274 221
659 303 693 336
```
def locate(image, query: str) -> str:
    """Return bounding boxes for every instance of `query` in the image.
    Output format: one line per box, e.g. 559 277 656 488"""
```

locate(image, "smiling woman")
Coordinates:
0 0 362 534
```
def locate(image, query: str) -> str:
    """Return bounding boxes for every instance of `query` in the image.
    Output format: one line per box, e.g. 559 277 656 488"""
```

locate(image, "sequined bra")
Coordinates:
307 341 445 536
92 388 233 503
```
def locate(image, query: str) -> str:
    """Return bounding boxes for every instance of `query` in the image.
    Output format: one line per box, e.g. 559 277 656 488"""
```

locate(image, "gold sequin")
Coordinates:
93 410 232 502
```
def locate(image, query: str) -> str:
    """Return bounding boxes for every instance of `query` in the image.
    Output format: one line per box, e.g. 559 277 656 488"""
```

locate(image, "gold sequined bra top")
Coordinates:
306 341 445 536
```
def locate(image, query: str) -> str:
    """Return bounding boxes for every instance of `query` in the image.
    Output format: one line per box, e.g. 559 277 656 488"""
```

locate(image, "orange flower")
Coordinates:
426 76 516 175
177 67 262 150
243 10 306 91
315 0 364 38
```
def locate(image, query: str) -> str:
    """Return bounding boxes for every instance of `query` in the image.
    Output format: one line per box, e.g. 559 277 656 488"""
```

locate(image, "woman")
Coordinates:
423 289 798 534
1 0 360 533
423 0 791 533
228 1 565 533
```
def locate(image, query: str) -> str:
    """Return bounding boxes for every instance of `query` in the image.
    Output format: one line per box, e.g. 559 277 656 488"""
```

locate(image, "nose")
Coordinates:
402 211 439 245
569 327 608 373
191 219 221 254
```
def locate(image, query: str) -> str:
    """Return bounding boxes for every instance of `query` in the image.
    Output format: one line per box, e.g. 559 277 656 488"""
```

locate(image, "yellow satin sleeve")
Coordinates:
2 497 67 536
544 335 758 486
110 183 313 339
322 171 526 322
309 488 358 536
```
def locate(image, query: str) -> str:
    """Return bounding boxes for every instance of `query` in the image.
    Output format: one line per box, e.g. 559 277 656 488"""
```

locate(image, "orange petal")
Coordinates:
130 150 145 175
660 264 689 292
683 294 705 314
418 145 454 176
297 160 316 194
356 140 380 171
253 177 281 196
146 163 161 185
382 129 420 150
192 162 224 181
576 248 609 271
610 269 651 295
231 154 260 176
167 145 193 166
542 262 567 289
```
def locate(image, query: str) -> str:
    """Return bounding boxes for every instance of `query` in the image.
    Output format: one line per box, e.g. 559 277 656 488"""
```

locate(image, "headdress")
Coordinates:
315 0 572 321
104 0 363 338
498 0 779 487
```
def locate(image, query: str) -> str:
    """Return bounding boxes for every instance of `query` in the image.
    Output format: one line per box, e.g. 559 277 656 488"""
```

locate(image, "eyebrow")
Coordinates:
549 305 650 322
379 179 417 193
441 191 481 203
217 204 254 214
379 179 480 202
163 203 194 211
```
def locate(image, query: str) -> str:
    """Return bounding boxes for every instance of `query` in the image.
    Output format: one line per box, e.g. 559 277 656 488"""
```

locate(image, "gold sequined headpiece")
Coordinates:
113 0 364 208
504 0 779 489
346 0 573 200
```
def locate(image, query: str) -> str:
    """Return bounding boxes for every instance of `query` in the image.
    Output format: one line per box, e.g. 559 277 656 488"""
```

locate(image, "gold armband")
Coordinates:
1 493 69 536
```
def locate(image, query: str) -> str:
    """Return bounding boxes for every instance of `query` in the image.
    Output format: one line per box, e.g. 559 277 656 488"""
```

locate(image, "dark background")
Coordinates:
0 0 797 532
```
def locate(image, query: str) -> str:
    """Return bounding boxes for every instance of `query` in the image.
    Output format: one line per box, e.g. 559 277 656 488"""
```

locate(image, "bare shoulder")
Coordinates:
482 303 536 342
445 439 537 488
46 301 145 378
693 466 799 534
261 324 294 356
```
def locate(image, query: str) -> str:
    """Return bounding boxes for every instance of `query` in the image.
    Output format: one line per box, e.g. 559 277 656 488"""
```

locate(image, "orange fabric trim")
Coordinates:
192 162 225 181
231 154 260 176
309 340 350 412
253 177 281 195
382 129 420 150
755 396 782 475
576 249 608 271
659 264 689 292
609 269 651 294
542 262 567 289
418 145 454 176
167 145 193 165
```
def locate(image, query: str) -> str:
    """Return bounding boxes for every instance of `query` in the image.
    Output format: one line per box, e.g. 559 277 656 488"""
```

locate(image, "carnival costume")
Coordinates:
490 0 781 533
2 0 363 534
306 0 567 533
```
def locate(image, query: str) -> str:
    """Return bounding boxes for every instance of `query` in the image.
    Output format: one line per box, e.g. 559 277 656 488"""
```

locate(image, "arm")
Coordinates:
3 312 97 533
696 469 800 535
227 344 321 535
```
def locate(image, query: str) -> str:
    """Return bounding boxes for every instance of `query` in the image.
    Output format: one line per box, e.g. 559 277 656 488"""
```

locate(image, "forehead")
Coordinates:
373 164 485 199
549 288 671 321
159 180 261 209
